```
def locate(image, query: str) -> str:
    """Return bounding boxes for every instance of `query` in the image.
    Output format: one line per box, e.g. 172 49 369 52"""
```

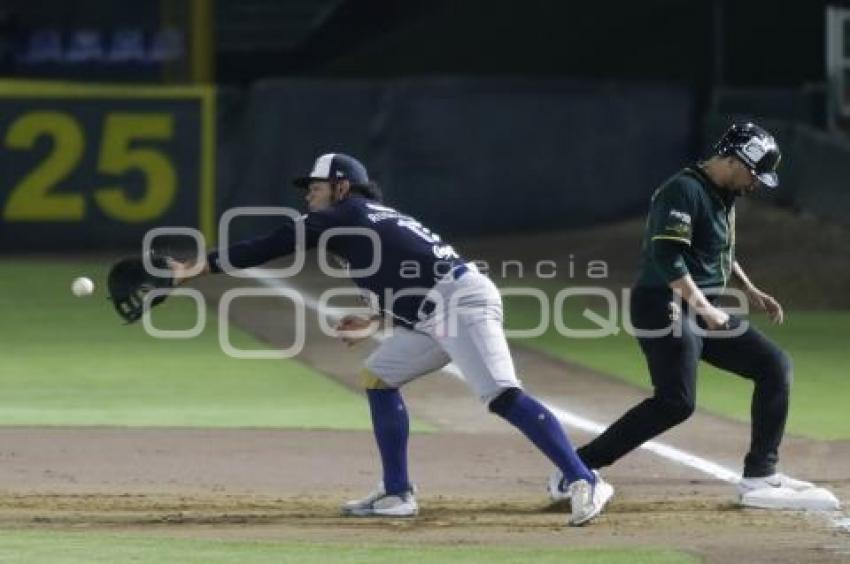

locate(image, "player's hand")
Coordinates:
746 288 784 324
701 305 731 331
166 258 190 285
167 257 207 286
335 315 378 347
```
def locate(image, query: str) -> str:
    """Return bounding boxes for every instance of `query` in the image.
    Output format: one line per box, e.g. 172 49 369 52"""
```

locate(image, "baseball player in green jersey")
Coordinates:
548 122 825 506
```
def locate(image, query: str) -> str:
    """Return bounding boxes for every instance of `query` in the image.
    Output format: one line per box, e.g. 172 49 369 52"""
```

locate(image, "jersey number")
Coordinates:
397 218 459 260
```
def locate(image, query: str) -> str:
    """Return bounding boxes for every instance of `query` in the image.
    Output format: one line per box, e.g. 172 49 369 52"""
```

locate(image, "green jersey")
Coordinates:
636 166 736 289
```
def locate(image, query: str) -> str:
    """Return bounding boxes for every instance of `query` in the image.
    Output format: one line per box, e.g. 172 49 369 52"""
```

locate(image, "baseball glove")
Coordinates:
107 254 175 323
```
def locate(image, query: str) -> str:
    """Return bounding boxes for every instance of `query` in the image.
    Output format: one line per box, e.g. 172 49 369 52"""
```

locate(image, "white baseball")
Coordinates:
71 276 95 297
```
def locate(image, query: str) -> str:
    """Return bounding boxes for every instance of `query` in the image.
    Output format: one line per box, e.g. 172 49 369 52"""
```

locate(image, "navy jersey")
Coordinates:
207 196 465 325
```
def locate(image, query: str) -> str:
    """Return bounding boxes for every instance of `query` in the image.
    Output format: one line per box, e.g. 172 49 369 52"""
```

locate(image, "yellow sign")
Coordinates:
0 80 216 246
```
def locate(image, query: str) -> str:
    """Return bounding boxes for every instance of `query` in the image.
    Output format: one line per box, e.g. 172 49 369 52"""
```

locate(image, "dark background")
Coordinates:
217 1 822 86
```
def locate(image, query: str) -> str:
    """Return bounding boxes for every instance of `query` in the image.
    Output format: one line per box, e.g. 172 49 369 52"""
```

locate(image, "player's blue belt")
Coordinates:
450 263 469 280
418 263 470 319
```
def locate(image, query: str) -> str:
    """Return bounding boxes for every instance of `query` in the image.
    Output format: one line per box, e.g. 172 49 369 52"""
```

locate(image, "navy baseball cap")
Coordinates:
293 153 370 188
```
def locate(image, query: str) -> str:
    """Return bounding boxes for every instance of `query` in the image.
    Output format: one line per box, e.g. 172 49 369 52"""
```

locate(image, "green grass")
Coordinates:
0 530 700 564
0 259 430 430
503 290 850 441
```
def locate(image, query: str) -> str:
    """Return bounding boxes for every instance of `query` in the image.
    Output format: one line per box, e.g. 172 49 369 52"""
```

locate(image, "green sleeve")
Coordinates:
646 179 701 282
647 179 700 245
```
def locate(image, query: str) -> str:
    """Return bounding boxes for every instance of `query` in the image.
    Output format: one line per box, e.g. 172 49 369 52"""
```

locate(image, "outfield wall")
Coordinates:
1 78 696 251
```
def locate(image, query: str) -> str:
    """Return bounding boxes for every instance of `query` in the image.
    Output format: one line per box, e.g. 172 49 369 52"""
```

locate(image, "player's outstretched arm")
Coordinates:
172 219 309 285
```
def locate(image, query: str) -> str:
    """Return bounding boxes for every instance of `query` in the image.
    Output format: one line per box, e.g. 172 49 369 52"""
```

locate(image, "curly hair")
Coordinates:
349 181 383 202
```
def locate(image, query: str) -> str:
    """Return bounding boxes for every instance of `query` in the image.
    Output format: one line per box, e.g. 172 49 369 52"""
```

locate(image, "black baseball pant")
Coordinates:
577 286 792 478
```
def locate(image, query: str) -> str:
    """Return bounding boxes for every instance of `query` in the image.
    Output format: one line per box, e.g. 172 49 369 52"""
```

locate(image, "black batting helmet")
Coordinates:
713 122 781 188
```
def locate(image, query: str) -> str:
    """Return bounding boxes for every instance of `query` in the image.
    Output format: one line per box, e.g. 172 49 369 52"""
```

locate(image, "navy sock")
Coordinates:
367 388 411 495
490 388 594 485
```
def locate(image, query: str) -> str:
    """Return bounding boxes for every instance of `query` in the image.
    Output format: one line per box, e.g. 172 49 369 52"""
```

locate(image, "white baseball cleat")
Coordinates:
568 474 614 526
737 473 840 511
737 473 815 497
548 469 602 502
341 483 419 517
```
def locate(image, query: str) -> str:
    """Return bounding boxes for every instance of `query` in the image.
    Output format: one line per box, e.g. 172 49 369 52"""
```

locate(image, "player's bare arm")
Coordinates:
732 261 784 324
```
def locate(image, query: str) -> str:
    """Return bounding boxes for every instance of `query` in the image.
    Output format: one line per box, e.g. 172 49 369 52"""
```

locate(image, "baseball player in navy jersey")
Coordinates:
169 153 614 526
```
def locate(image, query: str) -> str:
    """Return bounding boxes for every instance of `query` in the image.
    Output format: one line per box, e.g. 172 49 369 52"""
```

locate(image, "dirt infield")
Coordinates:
0 427 846 563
